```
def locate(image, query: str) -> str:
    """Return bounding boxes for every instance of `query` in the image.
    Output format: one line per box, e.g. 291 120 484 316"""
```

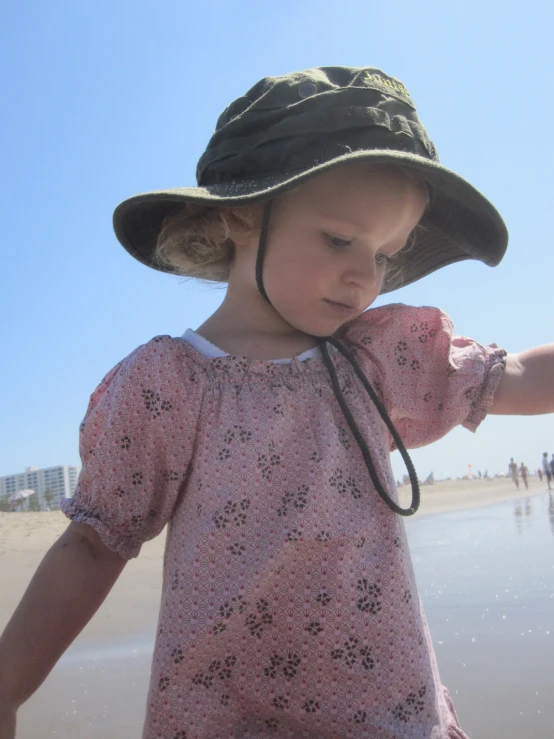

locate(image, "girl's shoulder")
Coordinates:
125 334 191 362
339 303 453 346
103 334 195 375
88 335 201 410
117 334 200 372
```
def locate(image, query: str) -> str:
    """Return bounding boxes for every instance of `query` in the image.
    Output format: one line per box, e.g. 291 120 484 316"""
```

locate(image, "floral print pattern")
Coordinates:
62 304 506 738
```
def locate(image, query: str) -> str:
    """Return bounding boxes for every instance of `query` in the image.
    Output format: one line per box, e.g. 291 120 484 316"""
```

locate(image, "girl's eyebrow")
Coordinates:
316 214 370 232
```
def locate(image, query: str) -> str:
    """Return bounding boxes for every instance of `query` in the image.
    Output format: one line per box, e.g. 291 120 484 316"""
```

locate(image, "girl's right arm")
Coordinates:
0 522 127 735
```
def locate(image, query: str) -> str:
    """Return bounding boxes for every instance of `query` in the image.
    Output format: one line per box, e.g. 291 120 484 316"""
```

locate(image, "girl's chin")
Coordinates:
277 305 361 339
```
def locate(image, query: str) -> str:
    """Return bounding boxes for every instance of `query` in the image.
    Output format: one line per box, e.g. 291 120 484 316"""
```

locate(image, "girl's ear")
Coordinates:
220 206 261 247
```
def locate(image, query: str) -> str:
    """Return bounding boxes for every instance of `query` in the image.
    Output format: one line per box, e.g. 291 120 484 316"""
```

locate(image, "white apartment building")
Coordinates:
0 465 81 510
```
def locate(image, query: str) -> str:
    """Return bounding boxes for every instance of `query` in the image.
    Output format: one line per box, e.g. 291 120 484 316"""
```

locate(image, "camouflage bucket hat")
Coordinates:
113 66 508 292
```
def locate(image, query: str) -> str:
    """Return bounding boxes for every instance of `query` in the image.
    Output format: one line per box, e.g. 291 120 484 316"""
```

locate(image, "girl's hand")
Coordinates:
0 707 16 739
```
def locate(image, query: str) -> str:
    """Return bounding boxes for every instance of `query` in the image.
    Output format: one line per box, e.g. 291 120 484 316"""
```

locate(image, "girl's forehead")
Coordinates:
290 165 423 203
279 166 427 222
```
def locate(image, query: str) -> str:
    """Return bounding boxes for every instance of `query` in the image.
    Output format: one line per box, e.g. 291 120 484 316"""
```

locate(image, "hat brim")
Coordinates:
112 149 508 293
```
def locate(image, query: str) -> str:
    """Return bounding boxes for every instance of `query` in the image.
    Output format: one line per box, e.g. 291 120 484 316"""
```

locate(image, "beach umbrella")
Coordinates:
8 489 36 502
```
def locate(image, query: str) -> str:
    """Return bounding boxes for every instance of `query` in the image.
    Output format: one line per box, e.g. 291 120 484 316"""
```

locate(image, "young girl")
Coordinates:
1 66 553 739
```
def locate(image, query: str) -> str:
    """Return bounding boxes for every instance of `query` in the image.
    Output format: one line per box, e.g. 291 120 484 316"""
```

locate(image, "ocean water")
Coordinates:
405 491 554 738
17 492 554 738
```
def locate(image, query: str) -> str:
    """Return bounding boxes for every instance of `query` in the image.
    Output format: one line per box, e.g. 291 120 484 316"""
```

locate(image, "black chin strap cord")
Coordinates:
255 201 273 303
318 338 420 516
255 202 420 516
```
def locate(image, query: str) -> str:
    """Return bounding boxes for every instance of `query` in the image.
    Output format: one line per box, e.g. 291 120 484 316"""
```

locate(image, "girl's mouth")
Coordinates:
324 299 357 316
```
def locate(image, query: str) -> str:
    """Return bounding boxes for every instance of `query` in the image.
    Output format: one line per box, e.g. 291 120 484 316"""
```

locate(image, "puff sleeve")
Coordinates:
341 304 506 449
61 336 201 559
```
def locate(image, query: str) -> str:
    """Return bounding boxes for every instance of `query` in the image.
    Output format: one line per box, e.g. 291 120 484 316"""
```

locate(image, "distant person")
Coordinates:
519 463 529 490
550 454 554 480
508 457 519 489
543 452 552 490
538 468 543 482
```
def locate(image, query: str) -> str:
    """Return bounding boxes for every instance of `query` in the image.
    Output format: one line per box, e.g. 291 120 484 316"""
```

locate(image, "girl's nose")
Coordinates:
344 256 382 291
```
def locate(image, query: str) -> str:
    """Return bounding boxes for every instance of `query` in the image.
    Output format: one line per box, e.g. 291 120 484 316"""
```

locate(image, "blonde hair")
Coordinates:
380 229 415 290
154 203 261 283
154 167 429 288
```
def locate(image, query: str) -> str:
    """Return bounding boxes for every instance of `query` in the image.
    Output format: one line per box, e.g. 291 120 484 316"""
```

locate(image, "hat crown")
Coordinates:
216 67 416 128
197 66 438 186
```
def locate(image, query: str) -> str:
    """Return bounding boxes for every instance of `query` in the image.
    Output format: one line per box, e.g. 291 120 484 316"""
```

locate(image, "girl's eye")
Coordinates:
325 234 352 250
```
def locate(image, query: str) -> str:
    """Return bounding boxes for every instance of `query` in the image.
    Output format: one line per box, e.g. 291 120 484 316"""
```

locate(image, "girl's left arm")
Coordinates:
489 344 554 415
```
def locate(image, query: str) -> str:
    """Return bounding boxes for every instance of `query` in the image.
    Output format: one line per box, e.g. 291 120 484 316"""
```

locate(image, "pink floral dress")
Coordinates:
62 303 506 739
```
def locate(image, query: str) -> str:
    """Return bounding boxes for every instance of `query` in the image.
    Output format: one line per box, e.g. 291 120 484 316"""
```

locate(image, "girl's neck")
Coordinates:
196 279 324 361
196 310 320 361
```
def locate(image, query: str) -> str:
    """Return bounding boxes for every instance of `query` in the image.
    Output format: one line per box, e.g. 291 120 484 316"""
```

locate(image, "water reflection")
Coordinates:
513 492 554 536
514 496 533 533
406 492 554 739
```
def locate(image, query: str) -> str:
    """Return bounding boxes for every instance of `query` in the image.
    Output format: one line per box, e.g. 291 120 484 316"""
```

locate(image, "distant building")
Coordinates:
0 465 80 510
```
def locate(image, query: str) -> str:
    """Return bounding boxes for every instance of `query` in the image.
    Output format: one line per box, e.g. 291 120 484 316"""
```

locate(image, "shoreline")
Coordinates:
398 475 548 518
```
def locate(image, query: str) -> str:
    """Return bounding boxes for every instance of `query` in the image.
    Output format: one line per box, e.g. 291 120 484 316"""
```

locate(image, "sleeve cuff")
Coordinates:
61 498 142 560
463 346 507 432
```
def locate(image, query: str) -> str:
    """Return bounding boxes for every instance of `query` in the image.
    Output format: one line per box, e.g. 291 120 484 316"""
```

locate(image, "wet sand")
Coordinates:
1 476 552 738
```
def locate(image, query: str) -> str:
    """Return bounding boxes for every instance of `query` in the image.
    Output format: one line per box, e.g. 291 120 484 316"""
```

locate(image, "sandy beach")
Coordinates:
1 477 551 739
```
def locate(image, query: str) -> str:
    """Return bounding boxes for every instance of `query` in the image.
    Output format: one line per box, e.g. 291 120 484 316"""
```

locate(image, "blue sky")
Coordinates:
1 0 552 482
